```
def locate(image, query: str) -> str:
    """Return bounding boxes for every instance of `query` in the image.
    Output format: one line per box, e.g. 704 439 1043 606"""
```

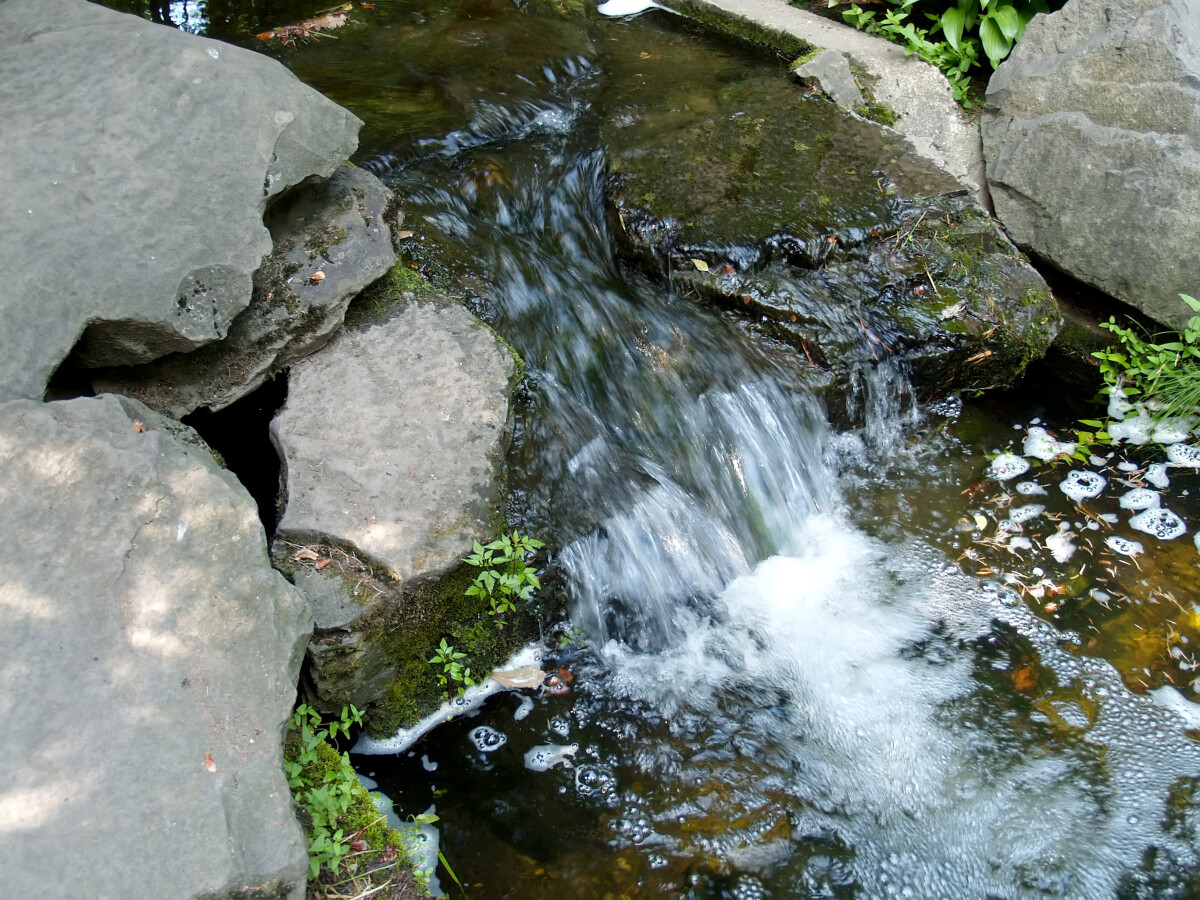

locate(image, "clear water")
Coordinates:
99 1 1200 895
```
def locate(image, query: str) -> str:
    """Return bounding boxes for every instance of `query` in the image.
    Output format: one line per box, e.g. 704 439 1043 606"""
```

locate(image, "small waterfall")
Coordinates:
366 32 1200 896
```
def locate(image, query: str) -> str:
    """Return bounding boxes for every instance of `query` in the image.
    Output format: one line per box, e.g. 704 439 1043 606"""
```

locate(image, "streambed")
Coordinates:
105 1 1200 895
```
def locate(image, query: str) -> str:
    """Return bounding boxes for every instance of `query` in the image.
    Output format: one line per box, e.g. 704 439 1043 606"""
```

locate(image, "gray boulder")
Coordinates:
93 165 398 417
0 395 313 899
270 301 517 721
272 301 516 585
0 0 361 401
982 0 1200 329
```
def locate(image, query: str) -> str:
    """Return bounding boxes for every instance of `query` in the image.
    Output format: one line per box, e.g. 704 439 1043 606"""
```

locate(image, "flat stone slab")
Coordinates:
675 0 987 205
0 0 361 401
272 301 516 583
94 164 398 417
0 395 313 899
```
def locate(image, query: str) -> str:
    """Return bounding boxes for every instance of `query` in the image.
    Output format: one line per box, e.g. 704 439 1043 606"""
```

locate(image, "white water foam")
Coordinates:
585 515 1200 896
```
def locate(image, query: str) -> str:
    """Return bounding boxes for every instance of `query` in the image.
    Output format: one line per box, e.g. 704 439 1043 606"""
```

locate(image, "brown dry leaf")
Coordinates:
292 547 320 562
132 418 146 433
204 751 217 773
1012 666 1036 691
492 665 546 690
315 558 332 570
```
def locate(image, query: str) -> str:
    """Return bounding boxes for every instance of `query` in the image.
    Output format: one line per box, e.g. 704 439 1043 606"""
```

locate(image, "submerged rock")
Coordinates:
0 0 360 401
270 301 517 720
604 70 1059 395
0 395 312 899
982 0 1200 330
94 165 398 417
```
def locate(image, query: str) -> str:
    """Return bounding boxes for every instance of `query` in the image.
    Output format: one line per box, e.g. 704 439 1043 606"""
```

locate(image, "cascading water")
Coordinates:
193 2 1200 895
350 61 1200 899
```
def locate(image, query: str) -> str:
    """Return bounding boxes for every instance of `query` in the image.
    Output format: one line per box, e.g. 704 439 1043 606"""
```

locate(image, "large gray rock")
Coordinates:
93 165 398 417
0 395 313 899
0 0 361 401
273 301 516 584
982 0 1200 329
270 301 517 719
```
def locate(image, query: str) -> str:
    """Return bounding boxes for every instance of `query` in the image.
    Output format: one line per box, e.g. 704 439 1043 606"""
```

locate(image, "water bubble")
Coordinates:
1152 420 1191 444
1105 536 1143 557
1007 536 1033 554
1146 462 1170 489
468 726 507 753
1129 507 1187 541
524 743 578 772
990 453 1030 481
1059 469 1106 502
1007 504 1044 525
574 763 618 804
1119 489 1160 510
1016 480 1047 496
550 716 571 738
1023 426 1075 462
1167 443 1200 467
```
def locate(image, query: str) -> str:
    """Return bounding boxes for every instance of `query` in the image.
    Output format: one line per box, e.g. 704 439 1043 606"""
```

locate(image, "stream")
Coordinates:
105 1 1200 896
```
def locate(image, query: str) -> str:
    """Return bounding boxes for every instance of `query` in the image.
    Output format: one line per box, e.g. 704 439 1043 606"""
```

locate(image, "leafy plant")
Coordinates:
1092 294 1200 421
284 704 366 879
464 530 545 626
839 0 1050 106
429 637 476 700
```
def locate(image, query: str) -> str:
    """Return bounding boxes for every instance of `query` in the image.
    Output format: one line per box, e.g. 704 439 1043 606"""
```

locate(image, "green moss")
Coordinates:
670 0 815 59
859 103 900 127
310 225 348 260
345 258 436 327
284 729 429 897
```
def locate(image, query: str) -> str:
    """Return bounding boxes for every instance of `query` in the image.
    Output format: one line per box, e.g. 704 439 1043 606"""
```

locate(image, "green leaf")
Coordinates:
940 6 966 49
978 15 1013 67
991 4 1020 40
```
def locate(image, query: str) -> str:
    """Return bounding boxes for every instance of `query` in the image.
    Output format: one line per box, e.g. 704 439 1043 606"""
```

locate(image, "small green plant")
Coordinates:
1092 294 1200 421
464 531 545 626
284 704 366 879
839 0 1050 106
429 637 476 700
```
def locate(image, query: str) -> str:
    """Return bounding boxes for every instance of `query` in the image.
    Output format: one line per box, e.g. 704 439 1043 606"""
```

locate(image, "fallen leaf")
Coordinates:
315 558 332 570
292 547 320 562
204 752 217 773
492 665 546 690
132 418 146 433
691 259 709 272
310 271 325 282
349 839 369 852
722 264 736 275
396 230 414 240
1012 666 1036 691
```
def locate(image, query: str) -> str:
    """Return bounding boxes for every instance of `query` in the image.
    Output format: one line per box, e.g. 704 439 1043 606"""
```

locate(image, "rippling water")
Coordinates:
99 1 1200 894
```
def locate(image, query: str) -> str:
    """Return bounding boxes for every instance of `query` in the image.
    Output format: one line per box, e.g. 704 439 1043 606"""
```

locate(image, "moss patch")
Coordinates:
345 258 436 327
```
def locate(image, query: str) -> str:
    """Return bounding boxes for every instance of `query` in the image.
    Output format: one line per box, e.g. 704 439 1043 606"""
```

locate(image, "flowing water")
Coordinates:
103 2 1200 895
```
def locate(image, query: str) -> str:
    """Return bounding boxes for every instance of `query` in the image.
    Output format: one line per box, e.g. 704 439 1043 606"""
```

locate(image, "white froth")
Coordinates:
1105 535 1144 557
1045 531 1076 563
1022 426 1075 462
990 453 1030 481
524 743 578 772
469 725 507 753
1007 503 1044 525
1146 462 1171 489
1016 480 1046 496
1059 469 1106 502
1118 488 1160 511
1129 507 1188 540
1167 442 1200 467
